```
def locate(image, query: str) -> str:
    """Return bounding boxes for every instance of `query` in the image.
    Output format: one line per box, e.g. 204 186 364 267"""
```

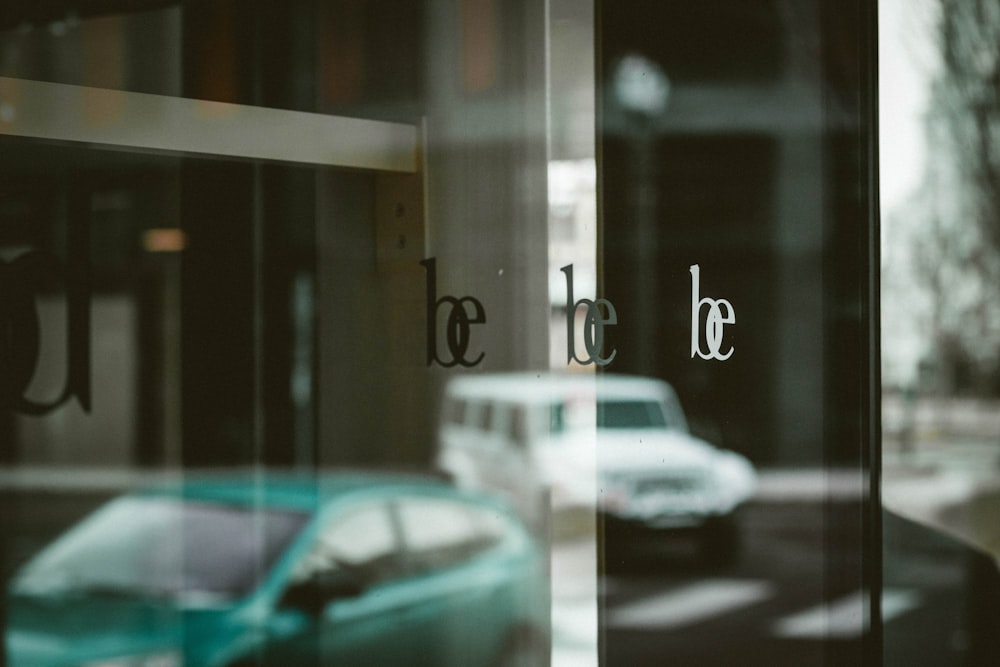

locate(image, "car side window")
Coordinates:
291 502 401 586
395 498 508 574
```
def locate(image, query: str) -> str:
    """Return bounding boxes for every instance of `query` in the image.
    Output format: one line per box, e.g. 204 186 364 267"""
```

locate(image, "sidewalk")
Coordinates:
883 439 1000 559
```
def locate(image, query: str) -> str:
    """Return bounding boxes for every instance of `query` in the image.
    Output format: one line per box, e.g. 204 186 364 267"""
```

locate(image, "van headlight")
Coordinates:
82 651 182 667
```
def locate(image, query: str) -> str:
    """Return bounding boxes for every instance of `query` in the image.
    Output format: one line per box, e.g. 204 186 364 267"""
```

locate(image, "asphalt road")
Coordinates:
598 501 1000 667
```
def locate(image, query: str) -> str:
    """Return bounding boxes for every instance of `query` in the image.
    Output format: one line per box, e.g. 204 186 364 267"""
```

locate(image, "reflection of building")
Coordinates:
0 1 550 469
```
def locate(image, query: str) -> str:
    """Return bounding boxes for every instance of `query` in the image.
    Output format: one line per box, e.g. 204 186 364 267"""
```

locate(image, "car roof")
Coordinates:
443 372 674 403
136 469 460 513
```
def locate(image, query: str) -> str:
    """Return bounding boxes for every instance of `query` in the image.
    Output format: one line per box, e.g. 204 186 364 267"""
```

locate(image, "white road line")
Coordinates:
772 589 921 639
607 579 775 630
552 598 599 667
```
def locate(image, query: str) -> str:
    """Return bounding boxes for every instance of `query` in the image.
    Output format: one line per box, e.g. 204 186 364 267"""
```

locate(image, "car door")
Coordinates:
390 495 536 667
262 498 425 666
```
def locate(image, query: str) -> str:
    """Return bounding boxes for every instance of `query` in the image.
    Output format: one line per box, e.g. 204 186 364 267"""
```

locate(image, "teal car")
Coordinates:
6 472 549 666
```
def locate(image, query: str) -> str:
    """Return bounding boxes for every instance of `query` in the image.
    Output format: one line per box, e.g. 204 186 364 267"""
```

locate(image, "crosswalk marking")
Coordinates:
771 588 921 639
603 580 924 638
607 579 775 630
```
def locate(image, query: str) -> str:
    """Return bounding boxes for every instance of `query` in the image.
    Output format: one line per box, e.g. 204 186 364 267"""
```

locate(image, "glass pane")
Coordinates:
881 0 1000 663
598 1 875 665
0 2 877 667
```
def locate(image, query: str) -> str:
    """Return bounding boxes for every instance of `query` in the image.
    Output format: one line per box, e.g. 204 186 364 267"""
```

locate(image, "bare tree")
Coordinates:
895 0 1000 393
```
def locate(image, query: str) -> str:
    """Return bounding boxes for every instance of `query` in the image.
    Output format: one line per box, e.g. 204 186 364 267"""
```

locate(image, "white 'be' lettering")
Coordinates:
690 264 735 361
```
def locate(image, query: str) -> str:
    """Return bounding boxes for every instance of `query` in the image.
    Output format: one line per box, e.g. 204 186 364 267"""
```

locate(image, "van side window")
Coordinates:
479 403 494 431
550 403 565 434
447 399 467 426
509 406 528 448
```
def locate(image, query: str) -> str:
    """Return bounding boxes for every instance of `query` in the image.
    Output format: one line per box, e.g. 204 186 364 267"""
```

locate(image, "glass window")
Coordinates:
0 1 887 666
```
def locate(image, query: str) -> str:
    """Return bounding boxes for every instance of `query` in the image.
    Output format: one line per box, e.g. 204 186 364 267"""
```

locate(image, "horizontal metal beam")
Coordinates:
0 77 418 172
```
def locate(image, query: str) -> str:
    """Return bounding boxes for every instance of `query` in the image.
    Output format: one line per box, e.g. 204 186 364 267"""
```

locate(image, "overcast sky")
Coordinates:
879 0 938 214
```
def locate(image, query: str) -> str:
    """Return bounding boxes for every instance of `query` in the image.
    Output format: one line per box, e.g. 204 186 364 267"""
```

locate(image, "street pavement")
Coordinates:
548 455 1000 667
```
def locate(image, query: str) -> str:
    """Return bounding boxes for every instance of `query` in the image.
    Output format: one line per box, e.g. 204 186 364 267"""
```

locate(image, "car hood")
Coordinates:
5 591 236 666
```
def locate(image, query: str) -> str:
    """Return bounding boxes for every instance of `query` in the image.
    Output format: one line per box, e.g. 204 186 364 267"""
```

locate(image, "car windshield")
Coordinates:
13 495 309 602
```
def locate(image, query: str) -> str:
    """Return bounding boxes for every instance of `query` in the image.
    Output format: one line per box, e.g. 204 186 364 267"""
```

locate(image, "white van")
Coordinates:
435 373 756 559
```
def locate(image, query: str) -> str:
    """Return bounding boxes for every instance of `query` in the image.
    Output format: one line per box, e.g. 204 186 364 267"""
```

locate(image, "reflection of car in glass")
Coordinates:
6 472 548 667
436 373 756 560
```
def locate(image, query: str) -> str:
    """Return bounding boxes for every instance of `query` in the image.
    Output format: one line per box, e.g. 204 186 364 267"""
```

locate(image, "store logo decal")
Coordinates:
0 249 91 415
421 257 487 367
562 263 617 366
421 258 734 368
690 264 735 361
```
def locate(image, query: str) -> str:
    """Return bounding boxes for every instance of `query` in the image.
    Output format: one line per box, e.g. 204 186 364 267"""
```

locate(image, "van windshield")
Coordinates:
597 400 670 429
552 399 672 432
